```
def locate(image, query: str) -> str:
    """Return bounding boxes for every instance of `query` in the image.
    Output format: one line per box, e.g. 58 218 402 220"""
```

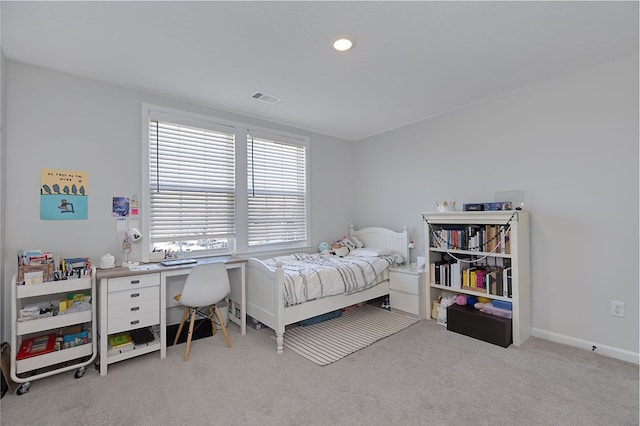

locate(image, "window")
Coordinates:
142 105 309 259
148 118 236 256
247 132 307 246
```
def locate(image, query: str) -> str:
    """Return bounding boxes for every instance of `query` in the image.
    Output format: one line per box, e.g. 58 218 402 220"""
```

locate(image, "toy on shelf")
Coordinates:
474 302 513 319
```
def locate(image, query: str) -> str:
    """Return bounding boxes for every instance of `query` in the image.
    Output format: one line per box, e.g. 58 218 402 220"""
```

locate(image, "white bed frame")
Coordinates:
246 225 409 353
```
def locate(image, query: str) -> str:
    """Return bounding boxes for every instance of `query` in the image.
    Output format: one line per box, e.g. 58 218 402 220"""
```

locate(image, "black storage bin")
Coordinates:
447 304 512 348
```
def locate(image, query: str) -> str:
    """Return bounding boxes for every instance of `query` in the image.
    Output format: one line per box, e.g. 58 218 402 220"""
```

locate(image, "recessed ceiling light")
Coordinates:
332 34 356 52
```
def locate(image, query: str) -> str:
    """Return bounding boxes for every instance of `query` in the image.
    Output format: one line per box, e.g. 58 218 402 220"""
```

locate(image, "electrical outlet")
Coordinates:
611 301 625 317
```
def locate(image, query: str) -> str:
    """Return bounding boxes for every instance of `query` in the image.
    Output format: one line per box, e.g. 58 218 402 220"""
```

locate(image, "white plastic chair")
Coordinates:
172 262 232 361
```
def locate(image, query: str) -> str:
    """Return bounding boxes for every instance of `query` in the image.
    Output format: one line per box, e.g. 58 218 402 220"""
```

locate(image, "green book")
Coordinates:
108 333 132 349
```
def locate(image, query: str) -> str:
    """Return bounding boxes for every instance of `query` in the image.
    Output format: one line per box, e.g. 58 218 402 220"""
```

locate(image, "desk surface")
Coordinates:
95 256 247 280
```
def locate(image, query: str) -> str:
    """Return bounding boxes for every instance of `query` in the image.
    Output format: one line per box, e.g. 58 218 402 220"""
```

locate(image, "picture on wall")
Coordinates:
112 197 130 217
40 169 88 220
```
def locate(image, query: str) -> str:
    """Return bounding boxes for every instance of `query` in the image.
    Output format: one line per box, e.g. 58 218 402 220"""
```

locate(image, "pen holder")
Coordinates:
148 251 165 262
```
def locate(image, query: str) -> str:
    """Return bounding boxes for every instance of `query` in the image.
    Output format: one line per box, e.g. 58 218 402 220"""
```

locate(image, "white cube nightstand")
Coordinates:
388 265 425 318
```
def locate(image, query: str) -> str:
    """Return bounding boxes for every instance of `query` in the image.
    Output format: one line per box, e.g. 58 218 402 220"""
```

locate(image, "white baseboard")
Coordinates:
532 328 639 365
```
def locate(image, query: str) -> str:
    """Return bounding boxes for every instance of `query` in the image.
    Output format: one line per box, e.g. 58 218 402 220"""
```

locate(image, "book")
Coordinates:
16 333 57 360
463 267 475 288
503 267 512 297
469 269 478 288
476 269 485 290
485 270 497 295
450 262 462 289
440 263 449 287
108 333 133 349
485 225 496 252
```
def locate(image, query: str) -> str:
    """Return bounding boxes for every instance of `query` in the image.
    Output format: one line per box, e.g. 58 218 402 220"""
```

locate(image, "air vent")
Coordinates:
252 91 282 104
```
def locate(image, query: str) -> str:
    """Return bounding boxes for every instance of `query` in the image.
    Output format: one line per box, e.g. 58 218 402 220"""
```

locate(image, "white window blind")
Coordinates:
247 133 307 246
149 120 236 244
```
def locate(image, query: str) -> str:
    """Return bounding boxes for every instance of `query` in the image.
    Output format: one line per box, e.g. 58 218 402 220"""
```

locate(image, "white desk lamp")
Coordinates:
122 228 142 267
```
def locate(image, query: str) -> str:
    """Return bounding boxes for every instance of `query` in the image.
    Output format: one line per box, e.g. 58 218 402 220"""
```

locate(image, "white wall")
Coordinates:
0 48 6 342
3 55 638 363
353 54 639 362
2 61 355 340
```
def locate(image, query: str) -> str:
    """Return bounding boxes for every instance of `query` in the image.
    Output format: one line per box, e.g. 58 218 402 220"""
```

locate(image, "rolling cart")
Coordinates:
10 268 97 395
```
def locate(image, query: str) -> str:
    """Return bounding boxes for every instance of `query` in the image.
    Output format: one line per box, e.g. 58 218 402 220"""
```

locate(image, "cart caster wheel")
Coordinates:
74 367 85 379
17 383 30 395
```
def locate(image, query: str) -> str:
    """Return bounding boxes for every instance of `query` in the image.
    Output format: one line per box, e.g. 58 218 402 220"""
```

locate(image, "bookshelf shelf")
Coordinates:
423 211 531 346
429 284 514 303
428 247 512 259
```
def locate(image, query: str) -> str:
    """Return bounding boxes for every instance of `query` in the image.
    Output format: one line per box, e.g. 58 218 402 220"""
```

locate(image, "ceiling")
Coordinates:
1 1 638 141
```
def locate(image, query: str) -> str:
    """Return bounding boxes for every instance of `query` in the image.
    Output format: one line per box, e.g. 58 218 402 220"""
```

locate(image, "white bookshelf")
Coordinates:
423 211 531 346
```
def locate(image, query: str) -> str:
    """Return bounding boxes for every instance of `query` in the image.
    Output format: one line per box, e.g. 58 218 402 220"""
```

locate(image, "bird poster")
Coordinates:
40 169 88 220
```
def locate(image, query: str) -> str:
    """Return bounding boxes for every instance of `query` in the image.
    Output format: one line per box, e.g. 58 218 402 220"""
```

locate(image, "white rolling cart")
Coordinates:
10 268 97 395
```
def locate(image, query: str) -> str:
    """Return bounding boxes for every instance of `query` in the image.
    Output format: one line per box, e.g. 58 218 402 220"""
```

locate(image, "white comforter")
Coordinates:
263 252 405 306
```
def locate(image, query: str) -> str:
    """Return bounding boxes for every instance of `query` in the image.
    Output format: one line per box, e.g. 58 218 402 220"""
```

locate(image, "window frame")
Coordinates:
141 103 311 261
247 129 309 248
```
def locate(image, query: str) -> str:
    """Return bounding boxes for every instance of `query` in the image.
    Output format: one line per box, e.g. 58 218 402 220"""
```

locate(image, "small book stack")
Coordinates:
108 333 133 350
16 333 57 360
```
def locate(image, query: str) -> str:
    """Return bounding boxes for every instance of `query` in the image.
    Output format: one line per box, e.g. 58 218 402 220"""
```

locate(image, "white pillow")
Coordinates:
349 247 393 257
338 236 364 250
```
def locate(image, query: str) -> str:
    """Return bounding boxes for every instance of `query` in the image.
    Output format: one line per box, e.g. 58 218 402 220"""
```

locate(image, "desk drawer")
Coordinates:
108 311 159 334
108 286 158 305
108 298 159 321
108 274 159 293
389 272 420 295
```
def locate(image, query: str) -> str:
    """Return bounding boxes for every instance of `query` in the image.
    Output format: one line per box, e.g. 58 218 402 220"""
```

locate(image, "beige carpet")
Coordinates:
1 318 637 425
280 304 419 365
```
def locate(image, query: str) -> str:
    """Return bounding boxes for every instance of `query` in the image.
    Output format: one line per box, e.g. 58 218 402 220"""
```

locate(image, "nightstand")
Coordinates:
388 265 425 318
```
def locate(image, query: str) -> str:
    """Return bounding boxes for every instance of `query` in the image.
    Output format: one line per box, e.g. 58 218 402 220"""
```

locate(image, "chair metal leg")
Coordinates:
214 305 232 348
208 306 217 335
184 308 197 361
173 307 189 346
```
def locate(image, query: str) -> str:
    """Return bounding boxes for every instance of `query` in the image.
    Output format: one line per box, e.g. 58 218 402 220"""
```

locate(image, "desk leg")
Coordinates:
160 274 167 358
240 264 246 335
227 263 246 336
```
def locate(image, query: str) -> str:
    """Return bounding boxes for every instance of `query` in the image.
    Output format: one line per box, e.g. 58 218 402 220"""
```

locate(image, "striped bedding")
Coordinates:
263 252 405 306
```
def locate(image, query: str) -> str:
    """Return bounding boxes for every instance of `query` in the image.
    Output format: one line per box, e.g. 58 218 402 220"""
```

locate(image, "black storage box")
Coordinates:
447 304 512 348
463 203 484 211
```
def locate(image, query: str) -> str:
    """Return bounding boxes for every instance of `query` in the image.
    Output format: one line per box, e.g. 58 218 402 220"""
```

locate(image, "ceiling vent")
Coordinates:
252 91 282 104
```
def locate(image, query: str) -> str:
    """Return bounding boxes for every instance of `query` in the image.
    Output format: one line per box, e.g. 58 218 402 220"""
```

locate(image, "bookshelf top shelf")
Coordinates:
423 210 527 225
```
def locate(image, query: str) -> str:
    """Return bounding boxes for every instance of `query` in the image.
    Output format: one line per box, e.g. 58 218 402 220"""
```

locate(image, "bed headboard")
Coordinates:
348 224 409 262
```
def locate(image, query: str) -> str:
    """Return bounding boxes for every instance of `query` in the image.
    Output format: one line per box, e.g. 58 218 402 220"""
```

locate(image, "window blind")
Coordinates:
247 134 307 246
149 120 235 243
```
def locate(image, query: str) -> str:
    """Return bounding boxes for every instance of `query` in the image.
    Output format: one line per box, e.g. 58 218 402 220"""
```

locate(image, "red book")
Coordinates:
476 270 485 289
16 333 57 360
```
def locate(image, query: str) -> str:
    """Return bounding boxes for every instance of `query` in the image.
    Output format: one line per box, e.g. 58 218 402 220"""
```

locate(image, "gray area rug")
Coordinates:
281 304 419 365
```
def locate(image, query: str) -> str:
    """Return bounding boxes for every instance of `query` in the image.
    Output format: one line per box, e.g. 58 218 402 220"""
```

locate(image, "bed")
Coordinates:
246 225 409 353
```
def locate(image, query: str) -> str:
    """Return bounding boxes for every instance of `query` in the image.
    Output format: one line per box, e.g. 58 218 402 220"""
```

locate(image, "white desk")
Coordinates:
96 257 246 376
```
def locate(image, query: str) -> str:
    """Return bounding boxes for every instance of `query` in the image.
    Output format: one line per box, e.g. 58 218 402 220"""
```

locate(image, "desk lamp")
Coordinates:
122 228 142 267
